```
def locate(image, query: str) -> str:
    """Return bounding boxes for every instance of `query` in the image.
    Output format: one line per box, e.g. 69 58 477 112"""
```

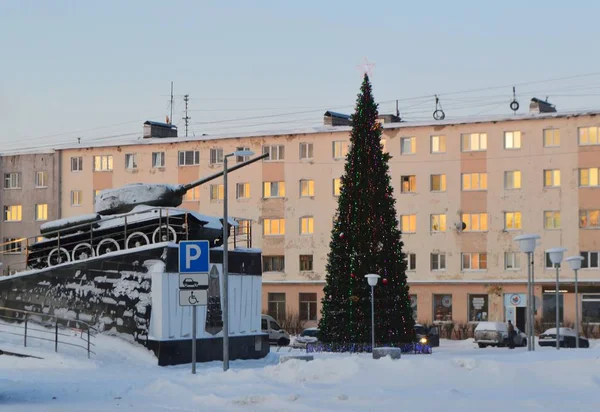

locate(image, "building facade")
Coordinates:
48 111 600 330
0 151 60 275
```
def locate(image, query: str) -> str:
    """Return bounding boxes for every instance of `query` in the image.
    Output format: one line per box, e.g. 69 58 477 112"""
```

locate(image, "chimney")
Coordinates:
529 98 557 114
143 120 178 139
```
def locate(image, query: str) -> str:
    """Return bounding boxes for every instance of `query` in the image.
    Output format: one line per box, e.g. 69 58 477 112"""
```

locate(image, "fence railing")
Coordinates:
0 306 98 358
0 206 253 276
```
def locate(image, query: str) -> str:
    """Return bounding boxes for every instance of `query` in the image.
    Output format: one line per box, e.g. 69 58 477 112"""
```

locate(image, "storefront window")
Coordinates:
410 295 417 320
542 293 564 324
582 294 600 323
468 294 489 322
433 294 452 322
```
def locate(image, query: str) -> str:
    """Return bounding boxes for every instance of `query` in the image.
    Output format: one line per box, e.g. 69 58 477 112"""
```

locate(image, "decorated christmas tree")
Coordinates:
318 74 415 346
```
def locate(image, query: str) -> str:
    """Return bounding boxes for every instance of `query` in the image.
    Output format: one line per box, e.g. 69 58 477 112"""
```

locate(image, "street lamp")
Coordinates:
547 247 566 350
566 255 584 349
222 149 254 372
514 234 540 351
365 274 380 357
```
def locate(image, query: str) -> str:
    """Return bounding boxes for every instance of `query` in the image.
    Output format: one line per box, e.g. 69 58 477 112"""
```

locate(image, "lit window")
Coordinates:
300 216 314 235
333 178 342 196
35 171 48 188
462 213 488 232
183 187 200 201
462 253 487 270
544 211 561 229
431 253 446 271
504 131 521 149
4 205 22 222
236 183 250 199
579 209 600 229
401 214 416 233
263 218 285 236
579 127 600 146
430 174 446 192
431 214 447 232
401 137 416 155
579 168 599 187
93 155 113 171
544 169 561 188
401 175 416 193
300 143 314 160
505 170 521 189
431 135 446 153
210 184 224 200
71 190 82 206
299 179 315 197
152 152 165 168
504 212 522 230
544 129 560 147
35 204 48 221
263 181 285 198
462 173 488 191
461 133 487 152
332 141 349 159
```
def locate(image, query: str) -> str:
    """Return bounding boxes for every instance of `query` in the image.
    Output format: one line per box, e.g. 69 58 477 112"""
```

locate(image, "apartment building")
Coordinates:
0 151 60 274
51 110 600 329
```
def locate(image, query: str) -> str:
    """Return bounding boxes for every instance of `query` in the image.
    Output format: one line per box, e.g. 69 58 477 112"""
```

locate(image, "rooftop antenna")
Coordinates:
395 99 399 117
182 94 191 137
169 81 174 125
510 86 520 114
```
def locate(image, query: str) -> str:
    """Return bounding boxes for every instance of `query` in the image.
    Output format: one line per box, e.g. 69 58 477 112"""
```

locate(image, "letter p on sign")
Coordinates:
179 240 210 273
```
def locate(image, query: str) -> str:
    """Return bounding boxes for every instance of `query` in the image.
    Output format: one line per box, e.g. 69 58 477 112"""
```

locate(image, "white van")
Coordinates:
261 314 290 346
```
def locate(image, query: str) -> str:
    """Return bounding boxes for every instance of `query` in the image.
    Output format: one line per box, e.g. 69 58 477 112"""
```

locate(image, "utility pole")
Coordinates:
183 94 191 137
169 81 174 124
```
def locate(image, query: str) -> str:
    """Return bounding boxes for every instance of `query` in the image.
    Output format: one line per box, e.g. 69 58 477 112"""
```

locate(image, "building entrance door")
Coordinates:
516 307 526 332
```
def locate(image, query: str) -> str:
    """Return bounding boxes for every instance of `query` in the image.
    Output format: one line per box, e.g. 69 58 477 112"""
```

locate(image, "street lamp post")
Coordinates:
547 247 567 351
566 256 584 349
365 274 380 357
222 150 255 372
514 234 540 352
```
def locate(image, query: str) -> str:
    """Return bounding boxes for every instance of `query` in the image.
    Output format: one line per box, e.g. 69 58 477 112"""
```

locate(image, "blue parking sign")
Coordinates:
179 240 210 273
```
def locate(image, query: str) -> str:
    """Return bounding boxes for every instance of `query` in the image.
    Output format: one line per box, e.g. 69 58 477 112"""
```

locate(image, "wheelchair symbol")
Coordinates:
188 291 200 305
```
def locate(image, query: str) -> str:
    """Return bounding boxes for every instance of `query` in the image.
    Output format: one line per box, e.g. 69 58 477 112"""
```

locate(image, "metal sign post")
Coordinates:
179 241 210 374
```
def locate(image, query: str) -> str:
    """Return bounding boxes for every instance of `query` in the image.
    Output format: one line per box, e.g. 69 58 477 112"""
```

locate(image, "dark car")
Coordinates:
538 327 590 348
415 324 440 347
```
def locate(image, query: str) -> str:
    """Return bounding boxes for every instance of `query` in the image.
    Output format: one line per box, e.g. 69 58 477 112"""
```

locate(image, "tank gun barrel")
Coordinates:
181 152 269 193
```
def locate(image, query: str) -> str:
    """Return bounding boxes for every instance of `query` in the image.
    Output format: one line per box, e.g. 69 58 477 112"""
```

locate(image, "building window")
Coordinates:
263 145 285 161
544 211 561 229
4 205 22 221
504 131 521 149
400 175 416 193
462 172 488 191
4 173 21 189
401 214 416 233
332 141 349 159
178 150 200 166
267 293 286 321
333 178 342 196
236 183 250 199
579 209 600 229
433 294 452 322
299 255 313 271
35 171 48 188
505 170 521 190
462 213 488 232
263 181 285 198
183 187 200 201
71 190 82 206
580 251 599 269
469 295 489 322
93 189 100 204
461 133 487 152
3 238 22 254
152 152 165 168
93 155 113 171
542 293 564 323
431 253 446 271
582 295 600 323
235 219 251 236
300 179 315 197
71 156 83 172
431 214 447 232
462 253 487 270
406 253 416 271
300 216 314 235
505 252 520 271
545 252 560 269
579 168 600 187
544 129 560 147
579 126 600 146
410 295 417 320
430 174 446 192
544 169 561 187
263 218 285 236
504 211 522 230
299 293 317 321
263 256 285 272
210 184 224 200
124 153 137 170
210 148 224 165
35 204 48 221
300 142 314 160
236 147 251 162
401 137 416 154
431 135 446 153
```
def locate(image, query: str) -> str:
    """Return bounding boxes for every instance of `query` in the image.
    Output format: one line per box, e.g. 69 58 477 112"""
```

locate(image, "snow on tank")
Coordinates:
95 183 185 215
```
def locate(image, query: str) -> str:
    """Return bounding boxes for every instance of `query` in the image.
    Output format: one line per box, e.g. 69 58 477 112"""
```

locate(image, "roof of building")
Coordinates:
3 108 600 154
144 120 177 129
324 111 351 120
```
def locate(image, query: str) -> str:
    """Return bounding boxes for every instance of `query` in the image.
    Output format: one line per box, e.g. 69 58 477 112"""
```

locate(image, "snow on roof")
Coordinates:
474 321 508 332
542 327 577 336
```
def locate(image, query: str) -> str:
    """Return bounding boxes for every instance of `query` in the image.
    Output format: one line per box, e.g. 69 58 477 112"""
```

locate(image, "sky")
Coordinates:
1 0 600 151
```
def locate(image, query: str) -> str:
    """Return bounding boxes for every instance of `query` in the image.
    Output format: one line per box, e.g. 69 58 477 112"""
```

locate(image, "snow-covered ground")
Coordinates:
1 327 600 411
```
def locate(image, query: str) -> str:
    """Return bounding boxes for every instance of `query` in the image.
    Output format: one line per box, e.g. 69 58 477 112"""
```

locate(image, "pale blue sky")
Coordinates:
1 0 599 149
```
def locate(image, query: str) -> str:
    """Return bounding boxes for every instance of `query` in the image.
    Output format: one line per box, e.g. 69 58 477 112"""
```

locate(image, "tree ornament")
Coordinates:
382 278 388 285
339 232 345 239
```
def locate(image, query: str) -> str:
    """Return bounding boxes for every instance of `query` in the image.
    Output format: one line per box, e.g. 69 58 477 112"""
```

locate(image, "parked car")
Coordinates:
538 327 590 348
291 327 319 349
474 321 527 348
414 324 440 347
261 314 290 346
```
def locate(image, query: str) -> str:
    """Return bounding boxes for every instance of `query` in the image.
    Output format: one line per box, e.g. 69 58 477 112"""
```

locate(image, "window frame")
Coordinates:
263 181 286 198
70 190 83 207
461 213 488 232
236 182 250 199
178 150 200 166
401 175 417 193
299 254 314 272
124 153 137 170
4 172 21 189
461 132 487 152
263 145 285 161
430 214 447 232
209 148 224 165
504 211 522 231
210 184 224 201
263 218 285 236
578 126 600 146
35 171 48 188
462 172 488 191
332 141 349 159
3 205 22 222
579 209 600 229
580 251 600 269
299 179 315 197
406 253 416 271
35 203 48 221
579 167 600 188
299 216 314 235
430 174 446 192
299 142 314 160
504 131 522 150
430 253 446 271
93 155 114 172
71 156 83 172
333 178 342 196
504 252 521 271
152 152 165 168
461 252 488 271
430 135 446 154
543 128 560 147
504 170 522 190
267 292 286 321
263 256 285 272
543 169 561 188
236 147 251 163
400 137 416 155
401 214 417 233
299 292 317 321
544 211 561 230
